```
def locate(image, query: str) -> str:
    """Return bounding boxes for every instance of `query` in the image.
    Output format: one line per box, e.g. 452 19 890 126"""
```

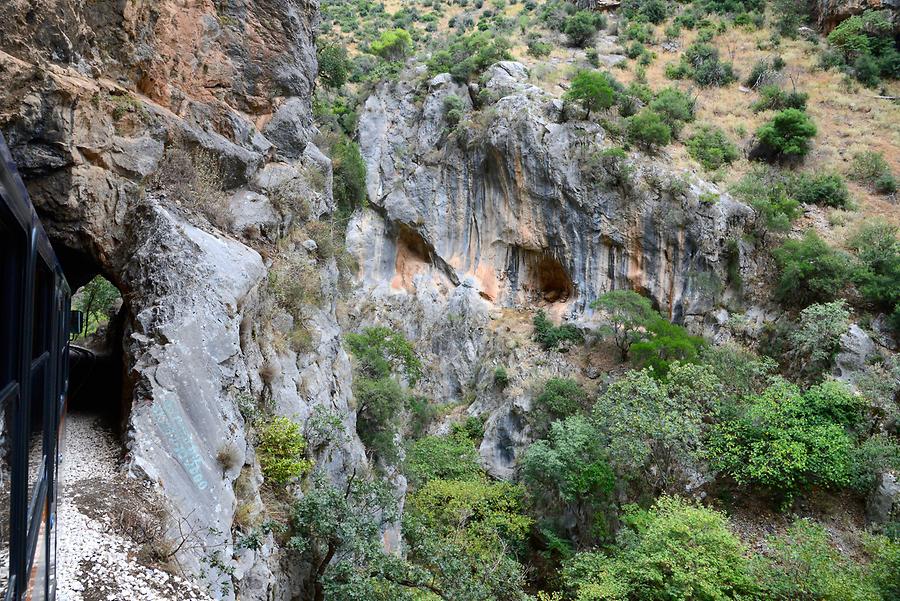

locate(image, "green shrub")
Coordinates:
330 137 367 217
257 416 313 485
532 378 587 432
849 434 900 493
786 301 851 380
443 94 466 129
346 326 422 383
626 109 672 152
773 231 853 307
750 84 809 112
827 10 897 85
526 36 552 57
565 70 616 117
533 309 584 351
686 124 739 170
789 172 851 208
752 108 817 163
562 497 755 601
317 43 351 88
681 42 737 87
648 87 695 135
848 150 896 194
730 166 801 231
563 11 603 47
708 378 854 500
405 430 483 488
753 520 883 600
369 28 413 60
629 318 705 377
493 366 510 389
848 219 900 331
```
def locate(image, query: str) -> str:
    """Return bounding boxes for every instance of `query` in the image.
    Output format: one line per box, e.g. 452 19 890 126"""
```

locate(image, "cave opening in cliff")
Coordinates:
393 225 434 291
525 253 575 304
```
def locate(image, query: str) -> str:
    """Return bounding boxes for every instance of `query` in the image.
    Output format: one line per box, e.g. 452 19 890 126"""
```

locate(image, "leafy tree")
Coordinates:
752 108 817 163
686 124 739 170
849 434 900 493
565 70 616 118
786 301 851 380
629 318 705 377
75 275 120 337
532 378 587 433
698 344 778 407
369 29 413 61
626 109 672 152
533 309 584 351
592 366 710 493
708 377 855 500
562 497 756 601
257 416 314 484
346 326 422 384
522 416 614 547
773 231 853 307
772 0 807 38
289 474 400 601
405 430 482 489
563 11 603 47
354 376 406 463
591 290 656 360
752 520 883 601
317 43 351 88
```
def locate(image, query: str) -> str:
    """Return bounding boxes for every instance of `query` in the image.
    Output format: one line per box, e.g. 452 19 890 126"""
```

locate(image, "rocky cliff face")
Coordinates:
0 2 370 599
350 62 754 477
815 0 900 31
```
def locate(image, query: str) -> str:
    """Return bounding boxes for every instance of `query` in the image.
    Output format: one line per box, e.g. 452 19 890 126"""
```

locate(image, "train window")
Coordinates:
26 263 52 537
0 206 23 594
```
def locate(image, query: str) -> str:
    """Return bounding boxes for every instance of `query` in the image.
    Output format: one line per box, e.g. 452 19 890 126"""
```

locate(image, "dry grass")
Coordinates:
608 19 900 228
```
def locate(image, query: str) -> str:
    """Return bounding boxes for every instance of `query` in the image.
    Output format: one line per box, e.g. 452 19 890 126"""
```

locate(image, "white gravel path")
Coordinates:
57 413 213 601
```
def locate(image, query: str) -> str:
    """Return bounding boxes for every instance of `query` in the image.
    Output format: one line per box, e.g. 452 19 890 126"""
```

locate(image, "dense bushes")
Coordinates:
533 309 584 351
750 85 809 112
773 231 853 307
790 172 851 208
849 220 900 331
752 108 817 163
405 429 482 488
562 10 605 47
562 497 755 601
686 124 739 170
826 10 900 87
428 31 511 82
257 417 313 485
669 42 737 87
626 109 672 151
317 43 351 88
708 378 856 500
532 378 587 433
330 137 368 217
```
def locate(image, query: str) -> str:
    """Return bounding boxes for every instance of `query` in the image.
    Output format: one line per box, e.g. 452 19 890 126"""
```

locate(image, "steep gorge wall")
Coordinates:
350 62 756 477
0 1 368 599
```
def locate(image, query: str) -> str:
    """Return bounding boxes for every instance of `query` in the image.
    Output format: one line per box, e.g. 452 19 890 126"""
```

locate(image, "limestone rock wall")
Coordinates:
0 2 369 599
815 0 900 31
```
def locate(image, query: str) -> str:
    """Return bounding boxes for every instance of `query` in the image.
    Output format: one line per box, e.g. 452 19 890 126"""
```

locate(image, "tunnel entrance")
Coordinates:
67 275 129 434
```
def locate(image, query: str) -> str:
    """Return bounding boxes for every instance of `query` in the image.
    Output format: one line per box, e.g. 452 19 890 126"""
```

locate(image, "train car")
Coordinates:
0 131 76 601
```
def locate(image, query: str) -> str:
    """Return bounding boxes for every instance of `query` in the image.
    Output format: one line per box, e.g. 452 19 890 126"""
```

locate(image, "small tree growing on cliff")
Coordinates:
370 29 413 61
591 290 656 360
565 70 616 119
